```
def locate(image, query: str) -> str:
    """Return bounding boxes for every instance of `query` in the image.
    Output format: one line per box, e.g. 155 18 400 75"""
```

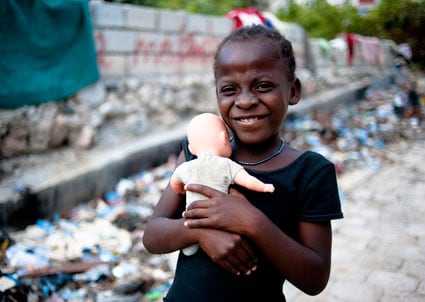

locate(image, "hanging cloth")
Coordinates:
0 0 99 109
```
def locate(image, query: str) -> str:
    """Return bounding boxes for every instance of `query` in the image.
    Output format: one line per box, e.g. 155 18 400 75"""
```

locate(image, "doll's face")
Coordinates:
215 40 300 145
187 113 232 158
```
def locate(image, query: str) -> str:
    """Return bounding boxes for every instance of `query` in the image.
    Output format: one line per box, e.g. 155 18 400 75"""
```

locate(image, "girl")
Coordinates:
143 24 343 302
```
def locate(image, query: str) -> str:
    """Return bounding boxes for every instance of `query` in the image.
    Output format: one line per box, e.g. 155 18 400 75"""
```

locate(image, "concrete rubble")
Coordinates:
0 67 386 159
0 66 424 300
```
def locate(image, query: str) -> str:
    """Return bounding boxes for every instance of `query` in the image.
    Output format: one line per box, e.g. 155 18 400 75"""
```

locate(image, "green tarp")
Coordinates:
0 0 99 109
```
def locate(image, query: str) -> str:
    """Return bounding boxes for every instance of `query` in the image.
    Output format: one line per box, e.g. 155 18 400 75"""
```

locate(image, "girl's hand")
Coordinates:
183 183 259 275
196 228 257 276
183 183 260 237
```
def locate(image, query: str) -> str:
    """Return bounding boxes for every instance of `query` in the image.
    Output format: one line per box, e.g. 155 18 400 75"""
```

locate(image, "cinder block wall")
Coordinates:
89 2 233 79
89 2 395 80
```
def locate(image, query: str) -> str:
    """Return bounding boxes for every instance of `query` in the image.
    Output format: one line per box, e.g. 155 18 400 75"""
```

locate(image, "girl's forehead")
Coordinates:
217 41 282 70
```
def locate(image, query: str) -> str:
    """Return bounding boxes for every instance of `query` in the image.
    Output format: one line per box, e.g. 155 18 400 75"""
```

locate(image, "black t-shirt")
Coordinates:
165 140 343 302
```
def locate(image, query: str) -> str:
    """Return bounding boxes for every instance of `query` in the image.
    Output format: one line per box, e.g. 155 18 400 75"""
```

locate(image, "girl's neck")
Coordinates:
231 136 283 166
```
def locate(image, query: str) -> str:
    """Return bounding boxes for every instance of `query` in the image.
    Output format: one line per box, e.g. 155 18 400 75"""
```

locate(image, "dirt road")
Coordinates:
284 139 425 301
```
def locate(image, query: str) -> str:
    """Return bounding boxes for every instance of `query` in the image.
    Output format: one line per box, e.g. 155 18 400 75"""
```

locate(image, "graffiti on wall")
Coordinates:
94 31 109 69
94 26 223 75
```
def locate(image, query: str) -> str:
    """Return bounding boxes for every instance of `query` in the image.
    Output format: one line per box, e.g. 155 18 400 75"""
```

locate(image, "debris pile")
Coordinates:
1 158 177 301
0 67 387 159
1 78 424 300
285 83 424 174
0 75 217 158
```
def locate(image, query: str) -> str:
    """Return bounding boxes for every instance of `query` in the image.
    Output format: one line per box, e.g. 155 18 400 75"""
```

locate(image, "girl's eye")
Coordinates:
255 82 274 92
220 85 236 96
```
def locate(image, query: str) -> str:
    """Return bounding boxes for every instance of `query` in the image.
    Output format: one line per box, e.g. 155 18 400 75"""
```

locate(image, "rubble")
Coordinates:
0 74 218 159
0 67 387 159
1 71 424 301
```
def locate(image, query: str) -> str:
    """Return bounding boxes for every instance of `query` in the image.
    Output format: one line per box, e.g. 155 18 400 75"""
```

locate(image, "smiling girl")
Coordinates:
143 24 343 302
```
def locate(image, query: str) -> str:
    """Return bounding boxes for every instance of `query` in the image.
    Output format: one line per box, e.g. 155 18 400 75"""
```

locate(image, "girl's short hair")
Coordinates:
214 24 296 80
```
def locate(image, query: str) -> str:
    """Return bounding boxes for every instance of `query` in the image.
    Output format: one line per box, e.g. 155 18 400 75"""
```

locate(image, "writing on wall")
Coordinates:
90 3 232 78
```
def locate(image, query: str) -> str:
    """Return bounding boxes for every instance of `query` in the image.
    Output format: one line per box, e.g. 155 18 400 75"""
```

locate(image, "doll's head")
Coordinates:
187 113 232 158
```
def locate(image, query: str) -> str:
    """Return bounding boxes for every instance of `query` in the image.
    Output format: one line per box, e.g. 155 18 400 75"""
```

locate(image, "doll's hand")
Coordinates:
263 184 275 193
183 184 260 236
197 228 257 276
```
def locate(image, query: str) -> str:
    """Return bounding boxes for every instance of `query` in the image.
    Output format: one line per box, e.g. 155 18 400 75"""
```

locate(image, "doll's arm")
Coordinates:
170 168 186 195
234 169 275 193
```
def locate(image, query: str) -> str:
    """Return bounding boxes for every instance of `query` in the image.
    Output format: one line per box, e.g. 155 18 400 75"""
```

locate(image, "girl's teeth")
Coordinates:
241 117 258 122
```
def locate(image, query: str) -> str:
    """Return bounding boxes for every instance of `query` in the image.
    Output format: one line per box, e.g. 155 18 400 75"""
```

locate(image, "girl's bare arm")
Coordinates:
248 211 332 295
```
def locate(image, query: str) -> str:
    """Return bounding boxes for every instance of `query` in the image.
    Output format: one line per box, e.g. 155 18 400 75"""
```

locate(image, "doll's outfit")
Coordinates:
173 153 244 207
164 139 343 302
172 152 244 255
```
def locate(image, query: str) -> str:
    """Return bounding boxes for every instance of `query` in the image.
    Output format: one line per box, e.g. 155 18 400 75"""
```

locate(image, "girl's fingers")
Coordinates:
220 259 241 276
184 218 208 228
236 239 258 274
227 250 257 276
182 207 210 221
219 237 258 275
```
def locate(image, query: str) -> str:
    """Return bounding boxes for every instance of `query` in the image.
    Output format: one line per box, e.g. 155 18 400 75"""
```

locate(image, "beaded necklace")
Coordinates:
232 138 285 166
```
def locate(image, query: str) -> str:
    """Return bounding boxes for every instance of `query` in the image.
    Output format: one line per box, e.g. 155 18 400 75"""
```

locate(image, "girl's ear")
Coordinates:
289 78 302 105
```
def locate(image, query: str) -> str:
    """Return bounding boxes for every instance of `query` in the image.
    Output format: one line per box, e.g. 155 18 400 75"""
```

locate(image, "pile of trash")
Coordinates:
0 158 177 301
285 82 424 174
1 81 424 301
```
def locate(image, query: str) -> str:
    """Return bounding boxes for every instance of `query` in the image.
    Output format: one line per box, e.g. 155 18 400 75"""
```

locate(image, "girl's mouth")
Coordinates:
234 115 267 125
239 117 260 123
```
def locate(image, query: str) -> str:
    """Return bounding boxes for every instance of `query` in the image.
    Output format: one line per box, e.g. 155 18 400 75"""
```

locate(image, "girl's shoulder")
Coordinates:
294 149 333 166
283 149 334 172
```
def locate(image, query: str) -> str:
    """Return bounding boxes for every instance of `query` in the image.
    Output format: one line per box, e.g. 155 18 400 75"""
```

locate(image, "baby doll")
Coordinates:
170 113 275 255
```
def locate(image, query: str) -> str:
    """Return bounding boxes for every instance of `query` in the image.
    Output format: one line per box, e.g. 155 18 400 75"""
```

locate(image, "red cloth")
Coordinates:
226 7 267 29
346 33 355 66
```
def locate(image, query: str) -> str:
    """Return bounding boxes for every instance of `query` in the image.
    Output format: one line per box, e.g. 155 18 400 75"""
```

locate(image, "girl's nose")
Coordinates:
235 91 258 108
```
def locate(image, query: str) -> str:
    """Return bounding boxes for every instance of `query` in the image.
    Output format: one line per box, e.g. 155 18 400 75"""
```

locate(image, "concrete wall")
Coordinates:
90 2 232 79
89 2 396 80
89 4 314 78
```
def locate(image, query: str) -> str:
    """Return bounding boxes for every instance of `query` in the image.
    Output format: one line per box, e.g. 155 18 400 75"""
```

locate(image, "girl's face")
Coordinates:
215 40 300 145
